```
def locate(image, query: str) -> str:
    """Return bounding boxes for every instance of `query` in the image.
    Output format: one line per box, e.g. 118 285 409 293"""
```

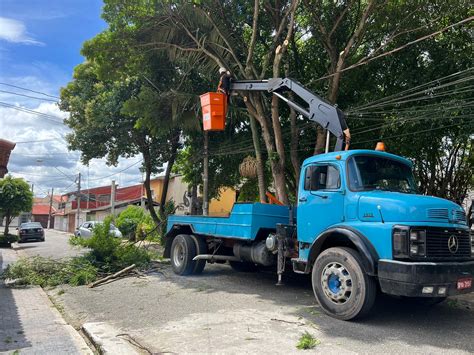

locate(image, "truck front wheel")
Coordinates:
170 234 197 275
312 247 376 320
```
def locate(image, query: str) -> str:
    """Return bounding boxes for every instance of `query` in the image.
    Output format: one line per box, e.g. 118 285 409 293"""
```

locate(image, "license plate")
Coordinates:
457 278 472 290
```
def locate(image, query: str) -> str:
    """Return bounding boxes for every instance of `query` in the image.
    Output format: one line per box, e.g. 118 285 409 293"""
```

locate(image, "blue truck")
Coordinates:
164 79 473 320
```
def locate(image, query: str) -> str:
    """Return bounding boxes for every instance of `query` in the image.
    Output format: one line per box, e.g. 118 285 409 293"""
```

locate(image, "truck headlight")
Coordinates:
409 229 426 257
392 226 409 258
393 226 426 258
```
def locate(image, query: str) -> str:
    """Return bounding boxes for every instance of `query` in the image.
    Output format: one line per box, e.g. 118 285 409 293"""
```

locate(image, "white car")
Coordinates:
74 221 123 238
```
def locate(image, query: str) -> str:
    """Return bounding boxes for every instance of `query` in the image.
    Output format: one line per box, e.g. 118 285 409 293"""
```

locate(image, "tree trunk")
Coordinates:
289 102 300 194
142 146 161 227
159 131 180 217
3 212 10 236
249 114 266 202
248 95 289 205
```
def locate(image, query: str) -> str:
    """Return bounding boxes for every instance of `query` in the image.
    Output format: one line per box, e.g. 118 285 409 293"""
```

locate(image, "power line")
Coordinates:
0 89 58 102
0 102 66 125
88 159 143 181
16 138 64 144
0 82 59 99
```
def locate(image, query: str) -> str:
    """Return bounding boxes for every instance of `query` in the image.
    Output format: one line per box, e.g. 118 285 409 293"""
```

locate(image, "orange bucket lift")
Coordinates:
200 92 226 131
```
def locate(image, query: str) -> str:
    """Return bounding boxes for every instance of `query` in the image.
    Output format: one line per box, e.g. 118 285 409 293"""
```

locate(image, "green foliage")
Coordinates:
71 217 153 269
136 213 160 242
1 256 97 287
116 205 146 239
0 176 33 235
296 332 320 350
3 221 155 287
237 178 260 203
0 234 18 245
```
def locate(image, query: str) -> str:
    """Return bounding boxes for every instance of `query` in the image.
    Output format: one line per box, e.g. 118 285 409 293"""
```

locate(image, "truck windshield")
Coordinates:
347 155 417 193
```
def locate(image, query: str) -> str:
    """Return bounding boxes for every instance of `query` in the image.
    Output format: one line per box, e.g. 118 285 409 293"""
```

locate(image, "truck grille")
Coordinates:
425 228 471 259
427 208 448 220
453 210 467 224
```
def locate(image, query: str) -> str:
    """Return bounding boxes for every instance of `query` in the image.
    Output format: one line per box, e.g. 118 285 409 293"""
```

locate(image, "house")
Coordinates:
54 183 146 233
32 204 57 228
147 175 237 216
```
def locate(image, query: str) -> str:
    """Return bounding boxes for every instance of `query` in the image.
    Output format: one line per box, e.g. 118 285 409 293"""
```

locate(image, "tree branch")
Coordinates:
246 0 260 76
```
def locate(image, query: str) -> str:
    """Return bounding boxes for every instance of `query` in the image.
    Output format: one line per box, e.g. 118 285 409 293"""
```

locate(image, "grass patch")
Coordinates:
2 218 156 287
296 332 320 350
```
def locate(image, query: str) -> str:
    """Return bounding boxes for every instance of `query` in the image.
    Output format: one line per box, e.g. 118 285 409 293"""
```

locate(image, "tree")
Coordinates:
113 0 300 204
0 176 33 235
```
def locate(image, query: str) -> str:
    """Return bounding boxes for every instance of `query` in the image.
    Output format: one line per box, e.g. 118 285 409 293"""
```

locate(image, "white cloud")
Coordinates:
0 100 144 197
0 17 44 46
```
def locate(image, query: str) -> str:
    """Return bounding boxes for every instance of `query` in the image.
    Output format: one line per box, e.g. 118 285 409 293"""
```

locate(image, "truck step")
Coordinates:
291 259 307 274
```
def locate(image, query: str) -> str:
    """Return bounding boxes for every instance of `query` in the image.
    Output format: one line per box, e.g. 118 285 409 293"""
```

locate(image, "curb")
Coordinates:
82 322 142 355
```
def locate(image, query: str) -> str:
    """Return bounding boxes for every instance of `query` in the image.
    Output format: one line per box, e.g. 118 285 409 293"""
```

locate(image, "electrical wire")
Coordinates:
0 102 66 125
0 82 60 99
0 89 58 102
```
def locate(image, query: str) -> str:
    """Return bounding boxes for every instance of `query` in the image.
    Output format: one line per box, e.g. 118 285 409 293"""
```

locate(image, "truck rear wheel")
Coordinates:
171 234 197 275
312 247 376 320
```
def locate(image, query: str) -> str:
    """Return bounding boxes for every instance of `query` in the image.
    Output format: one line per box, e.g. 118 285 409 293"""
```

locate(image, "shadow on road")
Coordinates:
0 250 31 352
154 263 474 353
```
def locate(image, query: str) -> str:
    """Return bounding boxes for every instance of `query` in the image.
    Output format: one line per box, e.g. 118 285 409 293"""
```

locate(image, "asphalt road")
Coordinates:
14 228 80 259
14 230 474 353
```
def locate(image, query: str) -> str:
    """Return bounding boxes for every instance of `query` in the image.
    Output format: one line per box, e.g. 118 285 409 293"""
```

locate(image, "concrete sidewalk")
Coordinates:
0 247 92 354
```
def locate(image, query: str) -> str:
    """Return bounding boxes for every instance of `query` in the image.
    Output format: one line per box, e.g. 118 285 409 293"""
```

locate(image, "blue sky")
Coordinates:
0 1 144 196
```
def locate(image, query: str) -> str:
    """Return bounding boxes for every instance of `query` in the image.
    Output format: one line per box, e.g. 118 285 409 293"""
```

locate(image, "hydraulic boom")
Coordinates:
230 78 349 151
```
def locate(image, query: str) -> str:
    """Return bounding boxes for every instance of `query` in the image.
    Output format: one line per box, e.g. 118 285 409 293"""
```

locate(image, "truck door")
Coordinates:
297 163 345 244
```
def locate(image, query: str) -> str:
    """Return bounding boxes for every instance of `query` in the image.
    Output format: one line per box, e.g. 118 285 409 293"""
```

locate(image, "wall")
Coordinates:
209 187 236 216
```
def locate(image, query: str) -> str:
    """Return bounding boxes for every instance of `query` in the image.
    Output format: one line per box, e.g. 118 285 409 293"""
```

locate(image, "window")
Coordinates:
98 194 111 203
347 155 417 193
304 165 340 191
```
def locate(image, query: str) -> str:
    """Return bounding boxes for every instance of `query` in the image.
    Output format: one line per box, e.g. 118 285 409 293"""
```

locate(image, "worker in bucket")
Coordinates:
217 67 232 115
217 67 232 97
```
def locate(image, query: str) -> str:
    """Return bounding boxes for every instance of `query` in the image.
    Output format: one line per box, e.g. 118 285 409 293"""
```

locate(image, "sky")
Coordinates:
0 0 144 197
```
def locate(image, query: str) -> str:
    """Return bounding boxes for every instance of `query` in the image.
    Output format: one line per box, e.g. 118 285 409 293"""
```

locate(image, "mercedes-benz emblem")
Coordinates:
448 235 459 254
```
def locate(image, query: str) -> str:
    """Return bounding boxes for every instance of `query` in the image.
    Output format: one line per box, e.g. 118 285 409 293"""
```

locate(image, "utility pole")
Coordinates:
111 180 116 216
202 131 209 216
76 173 81 229
47 188 54 229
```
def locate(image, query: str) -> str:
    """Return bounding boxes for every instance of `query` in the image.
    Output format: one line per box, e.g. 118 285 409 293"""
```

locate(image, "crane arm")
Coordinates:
230 78 349 151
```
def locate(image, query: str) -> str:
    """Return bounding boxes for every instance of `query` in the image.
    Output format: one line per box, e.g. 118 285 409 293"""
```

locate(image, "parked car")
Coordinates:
74 221 122 238
17 222 45 242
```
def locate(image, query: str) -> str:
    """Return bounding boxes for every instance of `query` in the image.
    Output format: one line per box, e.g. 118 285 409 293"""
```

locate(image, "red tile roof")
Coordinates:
32 205 57 215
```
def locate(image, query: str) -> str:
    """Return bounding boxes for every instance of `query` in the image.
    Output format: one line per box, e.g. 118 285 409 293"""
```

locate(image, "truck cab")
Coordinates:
164 149 473 320
295 149 472 319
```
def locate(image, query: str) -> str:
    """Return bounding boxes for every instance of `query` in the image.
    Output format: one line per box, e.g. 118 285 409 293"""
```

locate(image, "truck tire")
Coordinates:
170 234 197 275
229 261 259 272
190 235 207 274
312 247 376 320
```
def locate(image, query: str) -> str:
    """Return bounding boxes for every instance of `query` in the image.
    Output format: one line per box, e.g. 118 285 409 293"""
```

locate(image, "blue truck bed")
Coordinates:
166 203 290 240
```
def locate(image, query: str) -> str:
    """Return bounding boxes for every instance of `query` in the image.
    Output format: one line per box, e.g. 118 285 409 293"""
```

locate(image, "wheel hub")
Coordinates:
173 243 185 267
321 262 353 304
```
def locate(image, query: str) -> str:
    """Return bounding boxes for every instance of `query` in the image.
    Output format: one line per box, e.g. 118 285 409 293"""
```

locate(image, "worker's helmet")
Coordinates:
219 67 227 74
